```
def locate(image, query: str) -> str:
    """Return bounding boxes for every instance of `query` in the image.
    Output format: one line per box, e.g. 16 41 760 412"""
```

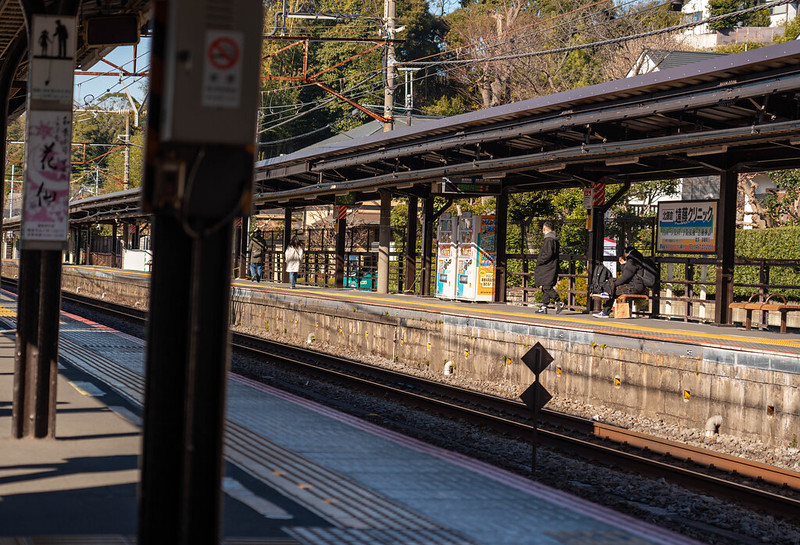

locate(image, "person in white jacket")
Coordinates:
285 236 304 288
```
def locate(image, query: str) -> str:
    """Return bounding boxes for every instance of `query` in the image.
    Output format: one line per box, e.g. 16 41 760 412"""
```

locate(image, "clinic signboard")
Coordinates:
657 200 718 253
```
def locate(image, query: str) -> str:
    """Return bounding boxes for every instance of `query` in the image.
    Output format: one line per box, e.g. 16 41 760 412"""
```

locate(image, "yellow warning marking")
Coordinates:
323 498 337 504
0 307 17 317
73 384 90 396
297 483 312 489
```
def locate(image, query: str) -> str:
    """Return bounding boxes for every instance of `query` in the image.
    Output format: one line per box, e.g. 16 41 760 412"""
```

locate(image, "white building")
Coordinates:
680 0 799 49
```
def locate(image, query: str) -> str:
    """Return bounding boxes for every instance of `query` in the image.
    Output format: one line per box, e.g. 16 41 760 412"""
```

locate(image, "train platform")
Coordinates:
230 279 800 357
0 290 703 544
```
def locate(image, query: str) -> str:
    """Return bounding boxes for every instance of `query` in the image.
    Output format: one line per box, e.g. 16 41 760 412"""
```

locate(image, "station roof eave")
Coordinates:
3 187 144 230
253 41 800 209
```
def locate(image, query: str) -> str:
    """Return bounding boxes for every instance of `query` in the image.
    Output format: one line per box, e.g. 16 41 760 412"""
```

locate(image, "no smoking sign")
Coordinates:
209 36 239 70
203 30 244 108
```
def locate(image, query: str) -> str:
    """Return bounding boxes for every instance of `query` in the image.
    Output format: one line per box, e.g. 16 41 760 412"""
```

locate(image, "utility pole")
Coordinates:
123 112 130 190
399 67 419 126
383 0 395 132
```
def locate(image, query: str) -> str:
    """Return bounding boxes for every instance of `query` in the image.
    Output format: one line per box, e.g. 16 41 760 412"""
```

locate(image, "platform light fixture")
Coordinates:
605 156 639 166
790 137 800 145
536 162 565 172
686 145 727 157
397 183 414 189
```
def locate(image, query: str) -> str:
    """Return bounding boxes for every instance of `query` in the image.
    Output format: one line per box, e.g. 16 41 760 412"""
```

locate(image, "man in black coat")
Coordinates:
595 247 647 317
535 221 564 314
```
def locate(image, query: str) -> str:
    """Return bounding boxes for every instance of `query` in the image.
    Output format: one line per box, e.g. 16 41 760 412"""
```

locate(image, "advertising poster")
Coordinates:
657 201 718 253
21 110 72 247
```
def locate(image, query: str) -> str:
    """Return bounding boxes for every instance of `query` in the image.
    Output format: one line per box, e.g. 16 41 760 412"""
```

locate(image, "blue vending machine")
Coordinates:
435 213 457 299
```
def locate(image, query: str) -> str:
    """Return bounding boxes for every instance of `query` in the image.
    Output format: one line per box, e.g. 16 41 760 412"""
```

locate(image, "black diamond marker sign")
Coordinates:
519 341 554 473
521 342 554 376
520 381 552 412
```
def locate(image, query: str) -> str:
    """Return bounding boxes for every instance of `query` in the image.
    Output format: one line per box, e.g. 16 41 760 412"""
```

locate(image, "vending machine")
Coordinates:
456 213 497 302
434 213 457 299
475 215 497 302
456 212 477 300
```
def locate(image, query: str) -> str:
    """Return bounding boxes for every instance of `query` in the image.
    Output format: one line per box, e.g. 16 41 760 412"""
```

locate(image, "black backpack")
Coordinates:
638 259 658 289
591 264 612 293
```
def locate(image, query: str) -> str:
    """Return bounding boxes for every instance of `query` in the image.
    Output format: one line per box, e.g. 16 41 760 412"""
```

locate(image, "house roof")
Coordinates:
646 49 728 71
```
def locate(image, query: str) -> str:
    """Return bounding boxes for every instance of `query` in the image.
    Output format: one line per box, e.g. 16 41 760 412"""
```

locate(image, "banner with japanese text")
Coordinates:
657 200 718 253
21 110 73 246
20 14 76 249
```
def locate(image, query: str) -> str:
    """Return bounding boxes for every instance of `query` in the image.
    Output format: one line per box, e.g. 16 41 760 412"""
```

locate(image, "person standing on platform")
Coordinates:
285 236 304 289
534 221 564 314
248 230 266 282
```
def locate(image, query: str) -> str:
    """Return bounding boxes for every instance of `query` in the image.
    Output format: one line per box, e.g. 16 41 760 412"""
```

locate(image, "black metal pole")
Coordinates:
34 250 62 438
112 222 119 267
421 195 434 296
12 250 40 438
404 196 418 294
494 189 508 303
531 373 539 473
335 215 345 288
715 169 737 325
184 222 234 543
138 214 193 544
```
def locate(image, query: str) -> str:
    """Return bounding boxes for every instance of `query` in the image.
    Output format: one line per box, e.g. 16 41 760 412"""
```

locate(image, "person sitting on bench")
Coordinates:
594 247 647 318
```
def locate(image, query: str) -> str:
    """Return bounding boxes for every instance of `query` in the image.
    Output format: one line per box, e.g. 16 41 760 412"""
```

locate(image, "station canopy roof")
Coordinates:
253 41 800 209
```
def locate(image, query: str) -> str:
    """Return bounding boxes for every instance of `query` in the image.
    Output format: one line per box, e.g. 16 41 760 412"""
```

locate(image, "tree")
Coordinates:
441 0 682 109
762 170 800 226
775 14 800 43
71 93 144 197
707 0 770 32
625 179 681 211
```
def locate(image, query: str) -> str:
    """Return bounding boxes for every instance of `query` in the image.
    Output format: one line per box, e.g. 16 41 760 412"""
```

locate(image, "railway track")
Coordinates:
12 283 800 521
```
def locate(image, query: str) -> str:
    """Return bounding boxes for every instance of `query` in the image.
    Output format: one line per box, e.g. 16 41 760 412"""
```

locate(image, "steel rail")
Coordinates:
14 281 800 521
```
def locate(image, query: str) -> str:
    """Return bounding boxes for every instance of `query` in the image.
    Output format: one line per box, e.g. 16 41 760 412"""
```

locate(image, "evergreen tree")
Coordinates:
707 0 770 31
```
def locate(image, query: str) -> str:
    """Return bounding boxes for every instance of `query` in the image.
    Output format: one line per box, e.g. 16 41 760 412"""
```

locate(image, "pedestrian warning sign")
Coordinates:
203 30 244 108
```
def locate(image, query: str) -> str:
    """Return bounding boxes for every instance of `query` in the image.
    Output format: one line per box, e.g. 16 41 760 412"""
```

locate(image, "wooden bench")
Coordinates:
590 293 649 318
616 293 650 319
731 294 800 333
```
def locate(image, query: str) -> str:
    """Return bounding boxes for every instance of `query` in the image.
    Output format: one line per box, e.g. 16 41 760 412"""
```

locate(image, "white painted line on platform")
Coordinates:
222 477 294 520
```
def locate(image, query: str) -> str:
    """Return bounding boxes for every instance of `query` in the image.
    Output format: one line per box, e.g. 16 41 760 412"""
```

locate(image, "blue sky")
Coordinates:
74 38 151 106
